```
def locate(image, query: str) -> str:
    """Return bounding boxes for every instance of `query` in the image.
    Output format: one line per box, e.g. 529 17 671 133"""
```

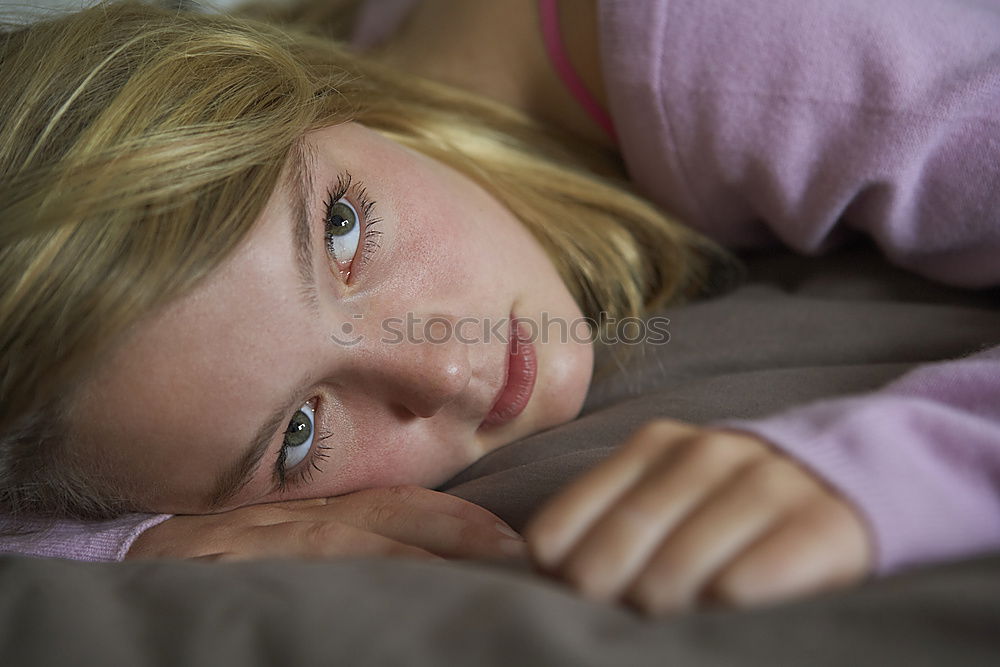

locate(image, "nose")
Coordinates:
348 314 474 419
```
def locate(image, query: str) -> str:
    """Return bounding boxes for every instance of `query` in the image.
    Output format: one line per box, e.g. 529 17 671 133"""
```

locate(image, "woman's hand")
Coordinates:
524 419 872 615
125 485 526 562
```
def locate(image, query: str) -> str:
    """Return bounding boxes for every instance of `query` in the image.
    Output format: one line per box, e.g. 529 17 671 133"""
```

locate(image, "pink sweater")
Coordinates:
3 0 1000 574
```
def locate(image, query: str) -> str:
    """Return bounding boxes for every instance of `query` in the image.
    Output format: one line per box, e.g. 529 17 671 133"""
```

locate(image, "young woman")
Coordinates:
1 0 998 617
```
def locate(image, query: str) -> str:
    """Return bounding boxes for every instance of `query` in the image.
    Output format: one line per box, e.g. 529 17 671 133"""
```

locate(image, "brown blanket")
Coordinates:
2 241 999 666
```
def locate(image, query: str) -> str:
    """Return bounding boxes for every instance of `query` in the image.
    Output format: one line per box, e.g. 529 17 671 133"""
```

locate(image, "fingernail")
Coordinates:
495 522 523 540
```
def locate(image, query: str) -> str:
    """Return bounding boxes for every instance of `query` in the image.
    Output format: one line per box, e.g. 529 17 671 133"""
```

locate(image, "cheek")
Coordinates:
385 154 522 292
375 191 484 304
545 339 593 420
307 423 475 496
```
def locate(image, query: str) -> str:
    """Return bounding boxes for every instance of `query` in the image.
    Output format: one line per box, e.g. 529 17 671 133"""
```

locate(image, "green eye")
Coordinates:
325 197 362 268
281 403 315 469
326 201 357 237
284 409 312 446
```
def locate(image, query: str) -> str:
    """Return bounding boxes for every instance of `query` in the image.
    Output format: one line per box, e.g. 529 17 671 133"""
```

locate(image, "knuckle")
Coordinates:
677 435 740 475
693 431 770 467
636 419 676 438
626 420 684 452
688 434 731 463
737 458 813 501
647 417 694 435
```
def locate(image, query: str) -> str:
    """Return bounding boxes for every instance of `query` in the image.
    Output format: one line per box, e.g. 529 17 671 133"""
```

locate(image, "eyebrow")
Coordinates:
206 142 321 510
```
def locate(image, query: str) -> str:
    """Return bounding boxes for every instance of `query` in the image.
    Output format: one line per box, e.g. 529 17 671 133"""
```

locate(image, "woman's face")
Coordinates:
70 122 593 514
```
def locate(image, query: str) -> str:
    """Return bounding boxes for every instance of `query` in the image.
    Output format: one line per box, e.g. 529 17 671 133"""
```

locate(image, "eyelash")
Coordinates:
272 171 383 492
323 171 384 281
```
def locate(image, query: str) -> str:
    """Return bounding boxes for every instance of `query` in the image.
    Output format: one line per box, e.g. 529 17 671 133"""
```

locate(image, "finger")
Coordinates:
234 520 444 561
525 420 699 568
245 488 525 560
275 487 522 539
351 495 527 561
555 444 766 602
337 486 520 536
622 458 812 614
389 486 517 532
701 497 871 610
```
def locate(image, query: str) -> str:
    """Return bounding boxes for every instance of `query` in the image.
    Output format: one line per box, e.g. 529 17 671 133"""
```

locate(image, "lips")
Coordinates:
479 316 537 430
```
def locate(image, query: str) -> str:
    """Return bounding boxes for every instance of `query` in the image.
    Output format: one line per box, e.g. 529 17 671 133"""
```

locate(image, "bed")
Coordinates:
2 241 999 665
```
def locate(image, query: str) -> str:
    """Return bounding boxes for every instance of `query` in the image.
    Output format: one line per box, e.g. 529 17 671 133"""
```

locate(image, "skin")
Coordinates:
84 0 874 615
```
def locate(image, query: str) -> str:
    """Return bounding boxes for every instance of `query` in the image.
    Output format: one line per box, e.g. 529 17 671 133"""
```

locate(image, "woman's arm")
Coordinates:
0 513 172 562
1 487 526 563
523 345 1000 615
714 344 1000 576
525 420 872 616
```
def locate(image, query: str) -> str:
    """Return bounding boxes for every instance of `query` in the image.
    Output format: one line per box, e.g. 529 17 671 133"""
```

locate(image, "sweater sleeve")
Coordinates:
600 0 1000 287
0 513 172 562
713 346 1000 576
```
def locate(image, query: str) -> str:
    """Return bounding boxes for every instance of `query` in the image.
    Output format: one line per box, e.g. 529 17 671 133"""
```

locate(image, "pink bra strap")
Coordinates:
538 0 617 143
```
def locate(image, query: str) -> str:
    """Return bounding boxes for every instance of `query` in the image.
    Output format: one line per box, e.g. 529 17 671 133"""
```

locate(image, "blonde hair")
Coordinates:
0 0 738 519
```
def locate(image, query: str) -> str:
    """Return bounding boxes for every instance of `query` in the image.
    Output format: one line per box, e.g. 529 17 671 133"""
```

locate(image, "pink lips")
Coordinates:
479 316 537 430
